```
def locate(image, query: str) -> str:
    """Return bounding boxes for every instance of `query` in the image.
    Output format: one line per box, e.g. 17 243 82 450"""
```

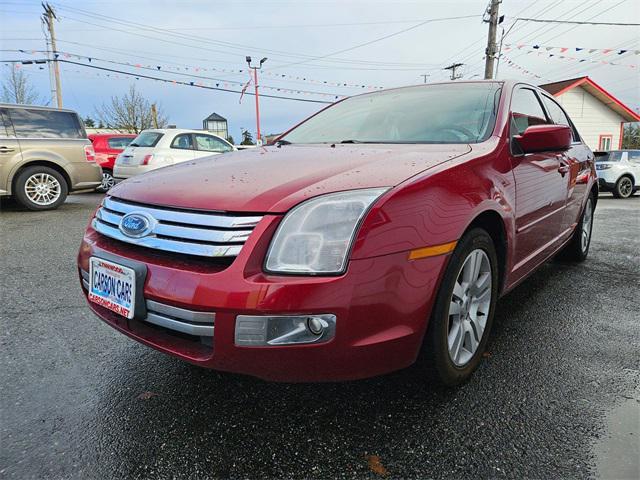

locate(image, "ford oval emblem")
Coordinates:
119 212 154 238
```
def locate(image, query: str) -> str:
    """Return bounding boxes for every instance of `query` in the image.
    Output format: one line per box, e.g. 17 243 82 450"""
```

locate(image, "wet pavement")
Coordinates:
1 192 638 479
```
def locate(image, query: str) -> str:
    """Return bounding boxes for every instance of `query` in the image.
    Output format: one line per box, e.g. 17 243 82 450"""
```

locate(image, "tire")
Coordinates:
421 228 499 386
612 175 634 199
97 169 115 192
557 194 595 262
13 165 68 211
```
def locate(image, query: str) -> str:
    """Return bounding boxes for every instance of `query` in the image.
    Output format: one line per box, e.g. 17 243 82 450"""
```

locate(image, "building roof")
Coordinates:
204 112 227 122
539 76 640 122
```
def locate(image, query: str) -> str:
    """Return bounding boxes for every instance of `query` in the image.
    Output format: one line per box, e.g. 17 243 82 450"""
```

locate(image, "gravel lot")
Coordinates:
1 192 638 479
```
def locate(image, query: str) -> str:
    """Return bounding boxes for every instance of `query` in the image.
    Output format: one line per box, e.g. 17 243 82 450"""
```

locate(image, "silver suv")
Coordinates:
596 150 640 198
0 104 102 210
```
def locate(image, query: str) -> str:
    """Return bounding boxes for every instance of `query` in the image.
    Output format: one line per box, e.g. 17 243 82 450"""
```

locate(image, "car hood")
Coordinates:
109 143 472 213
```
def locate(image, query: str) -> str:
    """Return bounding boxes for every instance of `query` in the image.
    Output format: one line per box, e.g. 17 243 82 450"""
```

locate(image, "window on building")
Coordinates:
598 135 612 151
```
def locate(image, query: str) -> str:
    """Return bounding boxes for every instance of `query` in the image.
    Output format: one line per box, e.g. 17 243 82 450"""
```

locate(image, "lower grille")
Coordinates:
81 270 215 337
92 196 262 258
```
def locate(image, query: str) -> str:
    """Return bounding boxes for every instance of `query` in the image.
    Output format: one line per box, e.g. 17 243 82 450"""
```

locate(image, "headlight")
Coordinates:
265 188 389 275
596 164 612 170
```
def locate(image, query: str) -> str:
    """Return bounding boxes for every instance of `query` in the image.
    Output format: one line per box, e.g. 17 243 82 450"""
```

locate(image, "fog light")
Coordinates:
235 314 336 346
307 316 326 335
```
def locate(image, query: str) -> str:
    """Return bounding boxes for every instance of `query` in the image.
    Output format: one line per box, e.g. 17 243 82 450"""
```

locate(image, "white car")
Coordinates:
113 129 235 180
596 149 640 198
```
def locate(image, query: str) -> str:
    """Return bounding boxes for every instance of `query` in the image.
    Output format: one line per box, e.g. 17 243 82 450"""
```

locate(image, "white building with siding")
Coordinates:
540 76 639 151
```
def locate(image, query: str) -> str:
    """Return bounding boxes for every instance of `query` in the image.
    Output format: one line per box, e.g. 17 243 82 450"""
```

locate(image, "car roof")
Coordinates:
0 103 80 114
88 133 137 138
142 128 215 134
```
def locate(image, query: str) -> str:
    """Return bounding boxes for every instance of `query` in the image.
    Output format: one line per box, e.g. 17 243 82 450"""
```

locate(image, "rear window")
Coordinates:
107 137 134 149
130 132 163 147
597 151 623 162
8 108 85 139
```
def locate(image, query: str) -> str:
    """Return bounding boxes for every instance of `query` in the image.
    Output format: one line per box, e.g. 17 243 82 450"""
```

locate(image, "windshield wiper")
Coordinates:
129 143 139 147
339 139 364 144
275 139 292 147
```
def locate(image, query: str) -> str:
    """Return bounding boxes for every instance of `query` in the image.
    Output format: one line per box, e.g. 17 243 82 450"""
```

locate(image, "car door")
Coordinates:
539 93 592 234
168 133 197 164
509 87 569 273
0 108 23 195
193 133 233 158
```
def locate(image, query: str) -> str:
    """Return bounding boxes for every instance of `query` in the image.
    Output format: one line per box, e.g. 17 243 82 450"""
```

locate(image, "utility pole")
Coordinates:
444 63 464 80
246 56 267 146
151 103 159 129
483 0 501 79
419 74 430 84
42 2 62 108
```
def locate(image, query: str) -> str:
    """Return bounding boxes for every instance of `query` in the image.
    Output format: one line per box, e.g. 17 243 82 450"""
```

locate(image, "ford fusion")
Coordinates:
78 81 597 385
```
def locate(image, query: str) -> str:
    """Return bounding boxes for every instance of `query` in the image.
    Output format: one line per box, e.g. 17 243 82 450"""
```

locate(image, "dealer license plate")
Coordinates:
88 257 136 319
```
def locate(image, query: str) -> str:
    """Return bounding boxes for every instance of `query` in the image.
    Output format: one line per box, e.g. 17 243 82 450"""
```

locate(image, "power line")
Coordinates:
2 58 334 104
517 17 639 26
52 4 472 69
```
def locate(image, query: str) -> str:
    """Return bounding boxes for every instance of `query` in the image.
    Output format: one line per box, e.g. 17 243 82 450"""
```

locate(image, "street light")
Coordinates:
246 56 268 146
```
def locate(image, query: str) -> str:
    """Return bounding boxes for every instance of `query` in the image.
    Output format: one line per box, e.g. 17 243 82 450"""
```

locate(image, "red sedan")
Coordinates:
78 81 596 385
88 133 136 191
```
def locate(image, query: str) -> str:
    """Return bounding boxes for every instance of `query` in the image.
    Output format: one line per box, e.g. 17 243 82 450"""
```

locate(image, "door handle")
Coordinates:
0 146 15 153
556 155 569 176
558 163 570 176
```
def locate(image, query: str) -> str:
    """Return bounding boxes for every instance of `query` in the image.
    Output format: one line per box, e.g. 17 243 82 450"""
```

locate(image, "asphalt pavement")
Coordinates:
1 192 638 479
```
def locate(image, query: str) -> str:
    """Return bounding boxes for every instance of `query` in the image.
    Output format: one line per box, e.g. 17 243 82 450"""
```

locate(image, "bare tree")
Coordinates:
1 68 43 105
95 84 167 133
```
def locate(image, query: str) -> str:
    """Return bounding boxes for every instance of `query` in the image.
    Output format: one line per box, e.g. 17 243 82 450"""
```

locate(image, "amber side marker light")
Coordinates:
408 240 458 260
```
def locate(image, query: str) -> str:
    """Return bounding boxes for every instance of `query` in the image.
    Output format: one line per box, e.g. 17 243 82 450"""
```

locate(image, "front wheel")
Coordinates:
421 228 499 386
613 176 634 199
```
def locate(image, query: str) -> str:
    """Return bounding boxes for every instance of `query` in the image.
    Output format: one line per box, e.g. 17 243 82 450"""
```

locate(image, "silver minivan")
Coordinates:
0 104 102 210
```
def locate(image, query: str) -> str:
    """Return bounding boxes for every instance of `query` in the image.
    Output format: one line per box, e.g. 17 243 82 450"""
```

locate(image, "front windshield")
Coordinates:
282 83 502 144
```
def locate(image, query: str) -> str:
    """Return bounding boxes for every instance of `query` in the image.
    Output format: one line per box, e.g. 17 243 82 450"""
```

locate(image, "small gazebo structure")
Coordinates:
202 113 228 140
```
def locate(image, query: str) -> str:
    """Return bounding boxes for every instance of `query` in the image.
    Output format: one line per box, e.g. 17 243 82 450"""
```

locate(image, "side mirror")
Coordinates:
514 124 572 154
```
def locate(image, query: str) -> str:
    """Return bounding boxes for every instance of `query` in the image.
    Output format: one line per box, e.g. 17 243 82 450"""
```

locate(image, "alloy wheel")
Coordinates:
581 198 593 253
446 249 492 366
24 173 62 206
618 177 633 198
100 172 116 191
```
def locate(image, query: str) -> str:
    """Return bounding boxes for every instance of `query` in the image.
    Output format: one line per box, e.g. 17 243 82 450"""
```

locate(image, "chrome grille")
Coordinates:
92 196 262 258
81 270 215 337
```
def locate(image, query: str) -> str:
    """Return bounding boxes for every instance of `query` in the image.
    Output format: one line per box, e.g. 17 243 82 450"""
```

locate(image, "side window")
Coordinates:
194 134 232 153
171 134 194 150
0 108 13 137
540 95 578 141
107 137 133 149
8 108 84 138
510 88 548 136
627 151 640 164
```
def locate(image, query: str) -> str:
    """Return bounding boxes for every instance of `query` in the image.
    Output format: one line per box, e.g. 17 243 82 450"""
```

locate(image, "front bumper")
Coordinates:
77 218 449 382
597 177 616 191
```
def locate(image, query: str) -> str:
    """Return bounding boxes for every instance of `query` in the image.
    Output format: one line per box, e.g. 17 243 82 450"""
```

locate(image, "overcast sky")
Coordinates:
1 0 638 139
